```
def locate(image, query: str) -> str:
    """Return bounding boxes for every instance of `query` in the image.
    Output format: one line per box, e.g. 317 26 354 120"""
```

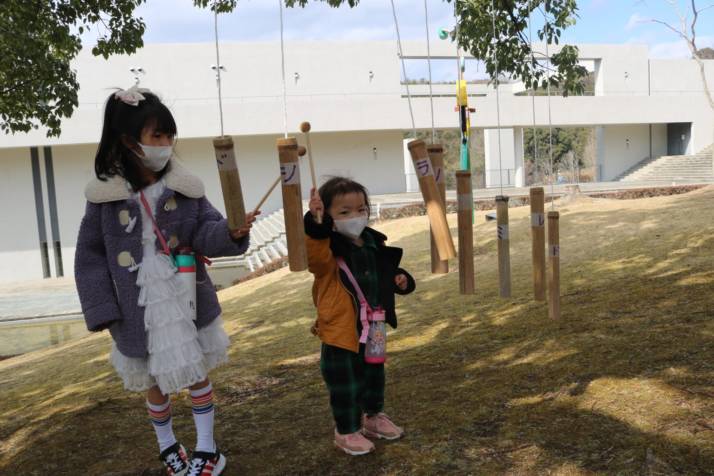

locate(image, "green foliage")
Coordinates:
523 126 591 169
0 0 235 137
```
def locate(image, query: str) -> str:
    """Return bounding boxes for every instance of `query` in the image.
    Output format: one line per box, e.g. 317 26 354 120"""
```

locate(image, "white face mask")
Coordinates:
334 216 369 240
138 143 172 171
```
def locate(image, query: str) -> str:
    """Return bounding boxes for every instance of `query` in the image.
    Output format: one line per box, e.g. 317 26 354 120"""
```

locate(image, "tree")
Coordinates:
0 0 236 137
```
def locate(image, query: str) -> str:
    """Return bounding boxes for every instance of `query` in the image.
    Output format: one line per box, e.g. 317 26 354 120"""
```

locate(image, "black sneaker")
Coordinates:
159 442 189 476
186 449 226 476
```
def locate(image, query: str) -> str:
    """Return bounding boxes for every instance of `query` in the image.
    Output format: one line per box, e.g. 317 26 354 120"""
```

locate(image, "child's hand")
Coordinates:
230 211 260 240
309 188 324 220
395 274 408 291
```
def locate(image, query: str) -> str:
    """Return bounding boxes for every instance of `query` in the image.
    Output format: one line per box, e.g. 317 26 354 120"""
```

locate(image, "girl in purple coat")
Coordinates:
75 87 256 475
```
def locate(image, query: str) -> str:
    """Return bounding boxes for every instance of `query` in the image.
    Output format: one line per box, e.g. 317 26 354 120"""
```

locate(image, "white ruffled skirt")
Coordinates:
111 252 229 394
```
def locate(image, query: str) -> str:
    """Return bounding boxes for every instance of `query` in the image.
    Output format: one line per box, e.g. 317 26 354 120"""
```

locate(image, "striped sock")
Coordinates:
147 399 177 453
190 383 216 453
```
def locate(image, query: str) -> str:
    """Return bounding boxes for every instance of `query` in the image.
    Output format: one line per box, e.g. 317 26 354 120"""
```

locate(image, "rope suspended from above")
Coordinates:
389 0 417 139
423 0 435 144
213 11 225 137
490 0 505 196
278 0 288 138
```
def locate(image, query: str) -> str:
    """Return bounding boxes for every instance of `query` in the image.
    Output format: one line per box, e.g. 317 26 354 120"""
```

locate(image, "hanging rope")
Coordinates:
213 11 225 137
544 18 556 210
389 0 417 138
278 0 288 138
490 0 504 195
424 0 435 144
528 6 539 184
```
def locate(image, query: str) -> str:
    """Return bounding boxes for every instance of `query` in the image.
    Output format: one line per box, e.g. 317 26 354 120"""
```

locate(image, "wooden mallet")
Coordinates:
212 136 246 230
300 121 321 224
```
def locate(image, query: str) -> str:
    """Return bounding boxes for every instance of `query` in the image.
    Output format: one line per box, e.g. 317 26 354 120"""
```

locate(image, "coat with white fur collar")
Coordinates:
75 159 249 358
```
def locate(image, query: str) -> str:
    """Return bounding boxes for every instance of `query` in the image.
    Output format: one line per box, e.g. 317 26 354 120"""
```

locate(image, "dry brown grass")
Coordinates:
1 187 713 475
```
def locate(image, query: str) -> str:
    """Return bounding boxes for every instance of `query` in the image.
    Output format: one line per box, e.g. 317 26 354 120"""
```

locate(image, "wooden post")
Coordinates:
212 136 246 230
407 139 456 261
496 195 511 298
548 211 561 320
277 137 308 272
530 187 546 301
456 171 475 294
428 144 449 274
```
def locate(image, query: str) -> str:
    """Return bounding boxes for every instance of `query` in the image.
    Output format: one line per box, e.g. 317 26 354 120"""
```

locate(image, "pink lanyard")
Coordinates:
336 257 372 344
139 191 171 256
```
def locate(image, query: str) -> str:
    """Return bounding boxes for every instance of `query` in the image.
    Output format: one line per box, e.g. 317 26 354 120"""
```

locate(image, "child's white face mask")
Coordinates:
334 216 369 240
138 143 172 171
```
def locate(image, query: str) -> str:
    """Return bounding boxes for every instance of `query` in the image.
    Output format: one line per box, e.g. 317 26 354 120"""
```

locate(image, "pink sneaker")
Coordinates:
333 429 375 456
362 413 404 440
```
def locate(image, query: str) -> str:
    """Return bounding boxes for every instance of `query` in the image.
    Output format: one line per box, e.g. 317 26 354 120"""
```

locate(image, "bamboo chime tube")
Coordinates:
456 171 475 294
276 137 308 272
407 139 456 261
548 211 561 320
530 187 546 301
428 144 449 274
496 195 511 298
212 136 246 230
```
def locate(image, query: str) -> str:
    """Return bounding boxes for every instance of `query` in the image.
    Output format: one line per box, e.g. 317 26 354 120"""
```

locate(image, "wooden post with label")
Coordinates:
548 211 561 320
407 139 456 261
530 187 546 301
428 144 449 274
277 137 308 272
496 195 511 298
212 136 246 230
456 171 475 294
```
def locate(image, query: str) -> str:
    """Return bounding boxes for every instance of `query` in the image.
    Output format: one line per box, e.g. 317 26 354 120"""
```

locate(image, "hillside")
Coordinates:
1 187 713 475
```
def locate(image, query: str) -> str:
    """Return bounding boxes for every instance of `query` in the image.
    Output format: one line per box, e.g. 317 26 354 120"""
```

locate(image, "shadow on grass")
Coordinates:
1 190 713 474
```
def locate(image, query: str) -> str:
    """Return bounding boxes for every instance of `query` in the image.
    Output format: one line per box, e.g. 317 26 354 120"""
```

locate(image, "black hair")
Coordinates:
318 176 371 218
94 90 177 191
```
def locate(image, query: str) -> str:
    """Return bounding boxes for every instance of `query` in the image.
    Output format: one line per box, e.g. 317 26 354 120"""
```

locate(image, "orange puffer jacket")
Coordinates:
304 212 416 353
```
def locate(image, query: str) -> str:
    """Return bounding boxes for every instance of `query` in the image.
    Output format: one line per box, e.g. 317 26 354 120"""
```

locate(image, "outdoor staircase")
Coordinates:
617 145 714 182
210 209 289 274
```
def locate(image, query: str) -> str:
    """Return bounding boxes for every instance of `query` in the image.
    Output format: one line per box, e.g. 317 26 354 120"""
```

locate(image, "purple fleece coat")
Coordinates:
74 159 249 358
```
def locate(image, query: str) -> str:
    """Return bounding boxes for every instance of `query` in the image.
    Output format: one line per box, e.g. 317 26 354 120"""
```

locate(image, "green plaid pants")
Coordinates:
320 343 385 434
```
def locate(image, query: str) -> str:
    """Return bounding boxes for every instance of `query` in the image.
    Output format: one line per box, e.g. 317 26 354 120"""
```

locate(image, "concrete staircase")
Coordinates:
617 145 714 182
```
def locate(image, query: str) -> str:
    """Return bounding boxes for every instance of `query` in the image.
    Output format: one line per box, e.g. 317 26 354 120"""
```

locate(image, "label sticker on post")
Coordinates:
280 162 301 186
415 158 434 178
497 224 509 240
434 167 444 184
549 245 560 257
531 213 545 227
215 147 237 172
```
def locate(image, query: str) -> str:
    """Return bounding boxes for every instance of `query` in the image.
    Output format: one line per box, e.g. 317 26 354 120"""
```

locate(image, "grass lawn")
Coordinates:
1 186 712 475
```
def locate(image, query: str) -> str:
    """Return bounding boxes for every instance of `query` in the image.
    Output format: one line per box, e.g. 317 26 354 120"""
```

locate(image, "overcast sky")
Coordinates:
106 0 714 59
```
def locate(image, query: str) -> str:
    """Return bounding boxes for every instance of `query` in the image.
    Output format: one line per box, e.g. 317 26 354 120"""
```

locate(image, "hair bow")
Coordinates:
114 85 150 106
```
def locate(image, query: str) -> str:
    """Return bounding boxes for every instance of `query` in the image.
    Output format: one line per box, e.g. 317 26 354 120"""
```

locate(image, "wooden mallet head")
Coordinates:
298 146 307 157
300 121 311 133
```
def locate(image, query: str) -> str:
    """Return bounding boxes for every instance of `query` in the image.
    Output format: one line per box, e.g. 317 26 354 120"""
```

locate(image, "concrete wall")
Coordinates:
598 124 658 180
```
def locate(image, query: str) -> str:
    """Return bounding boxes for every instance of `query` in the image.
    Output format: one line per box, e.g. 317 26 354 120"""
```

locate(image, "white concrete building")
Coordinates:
1 40 713 283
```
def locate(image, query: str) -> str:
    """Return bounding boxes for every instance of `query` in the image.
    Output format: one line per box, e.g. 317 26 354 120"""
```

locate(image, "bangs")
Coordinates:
130 93 177 138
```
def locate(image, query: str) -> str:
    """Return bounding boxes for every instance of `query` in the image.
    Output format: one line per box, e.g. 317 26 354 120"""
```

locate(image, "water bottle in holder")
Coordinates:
175 249 197 321
365 307 386 364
